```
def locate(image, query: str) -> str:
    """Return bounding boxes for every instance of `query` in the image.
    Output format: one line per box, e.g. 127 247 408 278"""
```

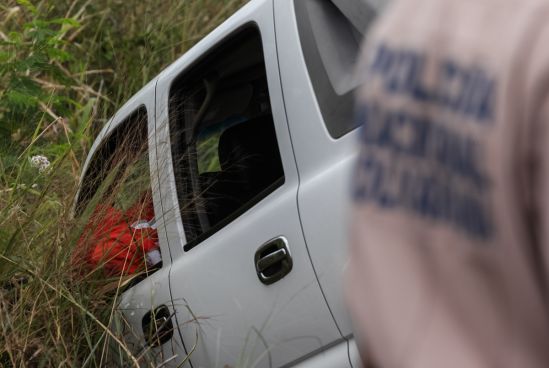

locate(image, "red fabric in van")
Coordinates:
77 198 158 276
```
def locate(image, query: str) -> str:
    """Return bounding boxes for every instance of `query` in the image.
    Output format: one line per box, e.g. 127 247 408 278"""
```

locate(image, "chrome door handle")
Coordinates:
254 237 293 285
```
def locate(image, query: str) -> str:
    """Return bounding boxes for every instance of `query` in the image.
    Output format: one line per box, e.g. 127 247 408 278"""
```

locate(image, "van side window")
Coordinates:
169 26 284 252
295 0 379 138
76 107 162 277
77 107 150 214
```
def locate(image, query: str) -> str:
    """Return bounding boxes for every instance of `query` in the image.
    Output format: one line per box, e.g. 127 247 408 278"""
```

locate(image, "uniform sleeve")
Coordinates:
535 92 549 293
525 15 549 298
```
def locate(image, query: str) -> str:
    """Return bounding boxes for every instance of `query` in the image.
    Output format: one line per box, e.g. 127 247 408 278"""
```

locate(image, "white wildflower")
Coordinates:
29 155 51 173
31 183 38 189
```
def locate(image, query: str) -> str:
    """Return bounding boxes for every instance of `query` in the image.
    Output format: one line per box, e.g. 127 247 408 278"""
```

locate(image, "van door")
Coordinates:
153 1 344 367
75 88 180 366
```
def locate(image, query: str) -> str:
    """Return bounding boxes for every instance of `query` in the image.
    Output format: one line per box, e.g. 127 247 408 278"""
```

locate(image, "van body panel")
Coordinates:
154 0 342 366
274 0 360 339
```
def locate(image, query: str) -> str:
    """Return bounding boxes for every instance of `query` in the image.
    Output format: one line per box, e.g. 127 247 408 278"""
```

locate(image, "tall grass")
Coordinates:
0 0 246 366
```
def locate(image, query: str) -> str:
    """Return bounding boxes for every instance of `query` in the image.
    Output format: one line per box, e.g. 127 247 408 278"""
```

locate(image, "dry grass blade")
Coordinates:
0 254 141 368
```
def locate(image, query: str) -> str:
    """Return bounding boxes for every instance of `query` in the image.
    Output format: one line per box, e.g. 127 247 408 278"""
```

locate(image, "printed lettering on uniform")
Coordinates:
354 43 495 240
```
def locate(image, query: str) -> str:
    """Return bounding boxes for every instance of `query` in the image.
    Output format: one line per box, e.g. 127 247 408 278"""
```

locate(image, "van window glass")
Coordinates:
77 108 149 213
294 0 381 138
76 107 162 278
169 26 285 252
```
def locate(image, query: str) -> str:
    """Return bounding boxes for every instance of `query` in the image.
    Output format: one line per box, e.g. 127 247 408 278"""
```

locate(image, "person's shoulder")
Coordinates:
371 0 549 38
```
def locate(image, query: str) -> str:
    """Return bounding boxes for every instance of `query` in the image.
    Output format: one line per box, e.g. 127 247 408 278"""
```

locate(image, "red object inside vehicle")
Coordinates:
77 198 158 276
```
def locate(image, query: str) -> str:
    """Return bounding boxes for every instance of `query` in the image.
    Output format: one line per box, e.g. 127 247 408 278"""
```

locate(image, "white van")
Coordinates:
75 0 386 366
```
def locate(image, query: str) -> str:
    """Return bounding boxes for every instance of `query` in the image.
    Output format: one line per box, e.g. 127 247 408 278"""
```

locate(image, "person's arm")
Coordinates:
523 18 549 301
534 91 549 298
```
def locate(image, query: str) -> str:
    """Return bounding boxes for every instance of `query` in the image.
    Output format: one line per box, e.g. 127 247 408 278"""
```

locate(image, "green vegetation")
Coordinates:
0 0 246 366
